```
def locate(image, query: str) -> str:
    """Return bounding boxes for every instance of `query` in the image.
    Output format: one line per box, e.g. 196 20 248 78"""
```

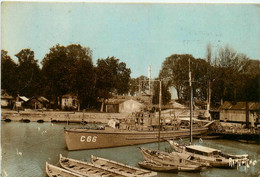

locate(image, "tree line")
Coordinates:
1 44 131 109
159 45 259 108
1 43 259 110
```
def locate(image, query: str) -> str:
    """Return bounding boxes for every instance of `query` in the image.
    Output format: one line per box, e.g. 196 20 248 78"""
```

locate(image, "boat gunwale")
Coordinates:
46 162 84 177
64 127 208 135
138 161 179 173
91 155 157 177
59 154 127 177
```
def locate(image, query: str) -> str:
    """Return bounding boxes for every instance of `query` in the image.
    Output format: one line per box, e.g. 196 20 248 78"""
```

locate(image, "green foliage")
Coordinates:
152 81 171 105
41 44 95 108
2 43 258 110
1 50 18 96
159 45 259 107
129 75 149 96
129 78 139 96
95 56 131 99
211 46 253 104
15 49 42 97
159 54 209 102
192 58 209 101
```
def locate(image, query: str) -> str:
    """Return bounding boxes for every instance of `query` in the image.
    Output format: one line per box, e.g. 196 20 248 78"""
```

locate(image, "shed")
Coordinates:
104 99 124 113
27 96 49 109
119 99 144 113
219 101 260 125
102 98 144 113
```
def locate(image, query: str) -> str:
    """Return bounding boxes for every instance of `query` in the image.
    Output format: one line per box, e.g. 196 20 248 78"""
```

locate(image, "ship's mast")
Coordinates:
158 80 162 150
189 58 193 143
142 66 162 150
148 65 151 95
148 66 162 150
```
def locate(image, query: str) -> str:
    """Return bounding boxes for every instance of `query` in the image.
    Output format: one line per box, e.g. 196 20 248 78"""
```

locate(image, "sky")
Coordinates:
1 2 260 78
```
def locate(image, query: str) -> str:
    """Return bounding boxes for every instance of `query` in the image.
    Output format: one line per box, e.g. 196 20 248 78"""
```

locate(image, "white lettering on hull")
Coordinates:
80 136 97 142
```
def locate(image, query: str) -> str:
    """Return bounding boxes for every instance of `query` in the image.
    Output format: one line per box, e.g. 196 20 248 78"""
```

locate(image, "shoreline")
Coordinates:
1 108 130 124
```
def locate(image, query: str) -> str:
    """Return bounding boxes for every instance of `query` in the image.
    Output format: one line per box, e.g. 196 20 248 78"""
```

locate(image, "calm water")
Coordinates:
1 121 260 177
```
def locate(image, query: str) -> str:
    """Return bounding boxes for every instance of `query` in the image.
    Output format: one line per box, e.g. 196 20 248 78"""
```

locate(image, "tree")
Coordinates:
95 56 131 99
1 50 18 96
159 54 209 102
191 58 209 101
41 44 95 108
159 54 193 101
211 46 249 104
15 49 42 97
238 60 259 102
152 80 171 105
129 78 139 96
129 75 149 96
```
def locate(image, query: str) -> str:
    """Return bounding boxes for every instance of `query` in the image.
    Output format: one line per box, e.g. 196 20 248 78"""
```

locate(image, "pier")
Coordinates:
1 109 129 124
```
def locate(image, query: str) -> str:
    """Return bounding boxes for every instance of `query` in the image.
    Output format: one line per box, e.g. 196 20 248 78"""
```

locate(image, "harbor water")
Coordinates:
1 121 260 177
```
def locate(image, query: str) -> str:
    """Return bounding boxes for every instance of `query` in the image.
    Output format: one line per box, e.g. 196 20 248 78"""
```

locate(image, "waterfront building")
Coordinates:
1 89 14 108
27 96 49 109
219 101 260 125
61 93 79 110
100 97 145 113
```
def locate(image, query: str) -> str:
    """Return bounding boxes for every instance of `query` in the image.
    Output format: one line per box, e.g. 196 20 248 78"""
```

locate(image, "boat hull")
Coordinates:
138 161 178 173
64 128 208 150
139 161 202 173
46 162 83 177
139 148 204 172
168 141 247 168
91 155 157 177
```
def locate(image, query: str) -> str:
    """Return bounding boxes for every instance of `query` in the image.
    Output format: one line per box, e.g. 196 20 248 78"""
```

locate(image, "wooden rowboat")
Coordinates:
45 162 84 177
138 161 178 173
91 155 157 177
59 154 126 177
138 160 203 173
139 147 204 172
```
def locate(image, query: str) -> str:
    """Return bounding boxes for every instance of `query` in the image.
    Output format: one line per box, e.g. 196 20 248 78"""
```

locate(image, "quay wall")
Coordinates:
1 109 130 124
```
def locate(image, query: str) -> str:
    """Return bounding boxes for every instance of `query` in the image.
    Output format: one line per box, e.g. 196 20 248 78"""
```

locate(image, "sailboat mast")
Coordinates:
158 80 162 150
148 65 151 95
147 66 162 150
189 58 193 143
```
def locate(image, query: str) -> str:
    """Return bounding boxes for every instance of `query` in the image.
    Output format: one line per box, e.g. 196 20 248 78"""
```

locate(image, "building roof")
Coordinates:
106 98 143 105
29 96 49 103
62 93 78 99
219 101 260 111
1 89 13 99
37 96 49 103
98 96 146 105
106 98 126 105
19 96 29 102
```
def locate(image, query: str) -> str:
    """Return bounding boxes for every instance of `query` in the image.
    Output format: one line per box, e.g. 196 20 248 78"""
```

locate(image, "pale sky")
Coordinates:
1 3 259 78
